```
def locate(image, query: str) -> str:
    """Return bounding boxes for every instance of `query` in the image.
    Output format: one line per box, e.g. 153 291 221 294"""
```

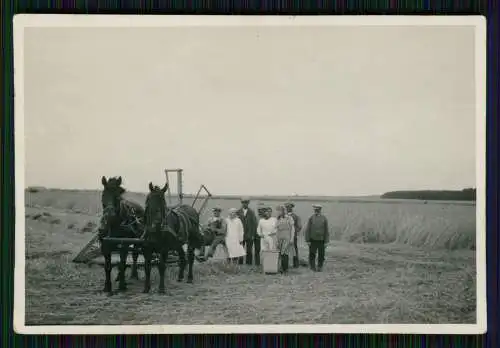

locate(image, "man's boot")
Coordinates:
309 256 316 271
293 238 299 268
317 259 324 272
281 255 289 274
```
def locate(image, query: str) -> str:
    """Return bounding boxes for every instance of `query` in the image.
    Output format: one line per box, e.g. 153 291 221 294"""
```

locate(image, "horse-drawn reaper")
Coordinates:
96 175 213 294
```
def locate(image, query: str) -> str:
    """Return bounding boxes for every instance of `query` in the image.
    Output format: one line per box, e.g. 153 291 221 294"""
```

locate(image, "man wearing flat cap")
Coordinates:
304 204 329 272
285 201 302 268
237 197 260 266
203 206 227 259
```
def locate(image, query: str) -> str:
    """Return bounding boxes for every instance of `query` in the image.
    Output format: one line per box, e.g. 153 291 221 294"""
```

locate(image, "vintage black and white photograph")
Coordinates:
14 15 486 334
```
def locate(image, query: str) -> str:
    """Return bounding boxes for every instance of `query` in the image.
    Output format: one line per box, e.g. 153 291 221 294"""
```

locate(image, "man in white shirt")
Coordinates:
257 206 277 252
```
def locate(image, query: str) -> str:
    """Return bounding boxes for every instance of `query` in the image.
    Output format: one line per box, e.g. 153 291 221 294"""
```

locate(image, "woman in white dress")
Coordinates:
224 208 246 263
257 206 277 252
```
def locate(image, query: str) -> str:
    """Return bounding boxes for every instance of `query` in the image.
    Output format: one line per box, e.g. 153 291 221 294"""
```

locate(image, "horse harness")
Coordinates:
146 205 197 245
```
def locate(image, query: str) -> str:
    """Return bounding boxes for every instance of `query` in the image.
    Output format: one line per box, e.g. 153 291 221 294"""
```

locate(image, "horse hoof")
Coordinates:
159 289 166 294
187 278 193 284
142 288 150 294
177 278 184 282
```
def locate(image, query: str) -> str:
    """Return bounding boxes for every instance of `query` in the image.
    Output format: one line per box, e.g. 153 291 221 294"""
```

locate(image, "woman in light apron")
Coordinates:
224 208 246 263
257 206 277 252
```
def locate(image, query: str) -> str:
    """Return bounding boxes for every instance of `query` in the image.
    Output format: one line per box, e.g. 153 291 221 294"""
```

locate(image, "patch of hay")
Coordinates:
27 186 47 193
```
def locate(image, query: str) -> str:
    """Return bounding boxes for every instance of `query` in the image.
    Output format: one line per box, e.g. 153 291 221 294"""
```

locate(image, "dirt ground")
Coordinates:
23 203 476 325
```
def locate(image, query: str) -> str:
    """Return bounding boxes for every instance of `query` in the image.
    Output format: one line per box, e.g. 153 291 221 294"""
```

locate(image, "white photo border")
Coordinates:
13 14 487 335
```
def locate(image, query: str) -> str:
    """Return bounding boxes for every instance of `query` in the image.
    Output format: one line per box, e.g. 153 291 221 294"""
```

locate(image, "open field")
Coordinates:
24 189 477 325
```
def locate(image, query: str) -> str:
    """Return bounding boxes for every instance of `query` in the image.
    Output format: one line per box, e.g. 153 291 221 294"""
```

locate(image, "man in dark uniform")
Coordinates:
285 201 302 268
237 197 259 266
304 204 329 272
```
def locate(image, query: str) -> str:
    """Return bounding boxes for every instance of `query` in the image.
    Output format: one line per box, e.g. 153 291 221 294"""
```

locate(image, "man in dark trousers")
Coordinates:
304 204 329 272
285 201 302 268
237 197 259 266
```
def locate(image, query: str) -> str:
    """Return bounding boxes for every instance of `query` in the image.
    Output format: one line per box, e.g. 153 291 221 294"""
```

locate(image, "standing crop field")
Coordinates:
25 189 476 250
23 189 477 325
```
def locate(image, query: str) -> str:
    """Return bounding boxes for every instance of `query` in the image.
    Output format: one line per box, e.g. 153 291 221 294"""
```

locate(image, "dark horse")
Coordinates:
99 176 145 293
142 182 206 294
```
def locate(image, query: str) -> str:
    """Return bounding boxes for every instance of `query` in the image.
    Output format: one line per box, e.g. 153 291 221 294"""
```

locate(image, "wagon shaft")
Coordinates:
101 237 145 245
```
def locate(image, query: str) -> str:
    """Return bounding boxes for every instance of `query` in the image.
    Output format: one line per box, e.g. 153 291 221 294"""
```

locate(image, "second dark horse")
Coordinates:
142 182 206 294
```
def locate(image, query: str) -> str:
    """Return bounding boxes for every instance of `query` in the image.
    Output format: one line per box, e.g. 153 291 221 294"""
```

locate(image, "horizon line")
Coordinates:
25 185 477 198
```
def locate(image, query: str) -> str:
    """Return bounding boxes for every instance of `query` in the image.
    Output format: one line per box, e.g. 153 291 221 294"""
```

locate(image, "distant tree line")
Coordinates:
381 188 476 201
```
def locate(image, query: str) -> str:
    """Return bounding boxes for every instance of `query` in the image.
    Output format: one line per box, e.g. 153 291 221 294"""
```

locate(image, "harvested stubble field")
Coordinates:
24 189 477 325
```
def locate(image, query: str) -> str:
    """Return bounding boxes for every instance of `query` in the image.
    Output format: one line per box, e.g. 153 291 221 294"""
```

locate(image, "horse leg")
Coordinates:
118 247 128 291
103 249 112 293
187 244 195 284
131 249 139 280
177 247 186 282
115 246 127 282
158 250 167 294
142 246 152 293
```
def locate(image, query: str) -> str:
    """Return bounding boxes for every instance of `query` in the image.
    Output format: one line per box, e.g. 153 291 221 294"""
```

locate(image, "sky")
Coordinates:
22 25 477 196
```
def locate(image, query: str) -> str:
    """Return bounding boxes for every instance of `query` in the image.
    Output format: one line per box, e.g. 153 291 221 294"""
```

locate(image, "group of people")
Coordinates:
199 197 330 274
